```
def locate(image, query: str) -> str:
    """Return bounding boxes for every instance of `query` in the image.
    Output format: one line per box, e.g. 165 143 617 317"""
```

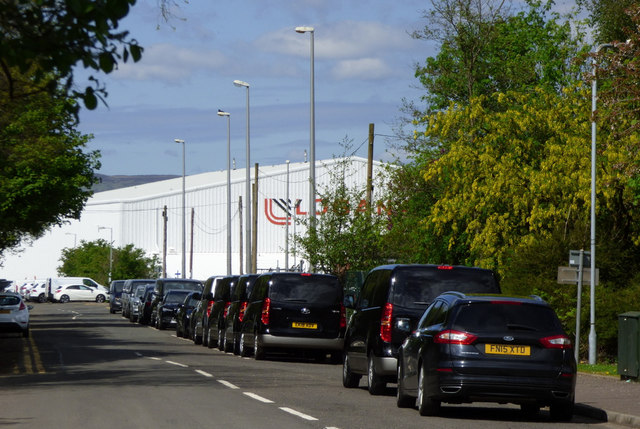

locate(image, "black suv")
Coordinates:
108 280 125 313
190 276 223 345
155 289 194 330
205 275 239 350
149 278 204 328
396 292 576 421
239 272 346 361
223 274 258 354
343 264 500 394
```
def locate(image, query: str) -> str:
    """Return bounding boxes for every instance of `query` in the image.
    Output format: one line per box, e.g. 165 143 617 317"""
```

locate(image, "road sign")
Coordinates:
569 250 591 267
557 266 599 285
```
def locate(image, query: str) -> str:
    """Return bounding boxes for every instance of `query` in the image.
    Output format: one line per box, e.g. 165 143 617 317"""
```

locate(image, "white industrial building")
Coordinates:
2 157 385 282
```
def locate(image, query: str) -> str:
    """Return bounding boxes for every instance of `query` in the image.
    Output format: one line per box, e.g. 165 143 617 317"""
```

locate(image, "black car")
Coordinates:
175 291 201 338
155 290 193 330
149 278 204 328
223 274 258 354
239 272 346 361
396 292 576 421
343 264 501 394
128 284 149 323
108 280 125 313
190 275 223 345
205 275 239 350
136 285 156 325
121 279 155 319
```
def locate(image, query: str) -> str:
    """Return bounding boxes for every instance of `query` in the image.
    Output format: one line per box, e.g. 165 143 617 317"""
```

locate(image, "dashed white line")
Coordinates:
195 369 213 378
149 357 162 361
243 392 274 403
166 360 188 368
279 407 318 421
218 379 239 389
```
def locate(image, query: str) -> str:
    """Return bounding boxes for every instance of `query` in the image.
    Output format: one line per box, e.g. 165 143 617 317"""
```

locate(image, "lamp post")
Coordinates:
589 43 613 365
295 26 316 272
98 226 113 283
174 138 186 279
233 79 252 274
218 110 232 275
65 232 77 247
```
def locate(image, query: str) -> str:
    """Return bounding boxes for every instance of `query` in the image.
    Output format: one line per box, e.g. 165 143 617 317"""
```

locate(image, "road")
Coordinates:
0 302 626 429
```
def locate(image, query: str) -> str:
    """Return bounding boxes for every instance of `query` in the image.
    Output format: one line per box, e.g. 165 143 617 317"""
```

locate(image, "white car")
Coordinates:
53 284 108 303
0 292 31 337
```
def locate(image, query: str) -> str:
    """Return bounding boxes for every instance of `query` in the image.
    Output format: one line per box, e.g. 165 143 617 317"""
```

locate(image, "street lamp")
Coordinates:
295 26 316 272
174 138 186 279
98 226 113 283
65 232 77 247
233 79 252 274
589 43 613 365
218 109 232 275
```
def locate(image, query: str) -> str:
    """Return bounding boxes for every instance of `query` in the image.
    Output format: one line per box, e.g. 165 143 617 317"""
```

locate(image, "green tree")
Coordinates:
578 0 636 43
58 239 159 284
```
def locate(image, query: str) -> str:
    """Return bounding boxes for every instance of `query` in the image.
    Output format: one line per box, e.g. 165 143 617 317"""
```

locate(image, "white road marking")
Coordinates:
166 360 188 368
218 379 239 389
134 352 143 357
149 357 162 361
195 369 213 377
279 407 318 421
243 392 274 403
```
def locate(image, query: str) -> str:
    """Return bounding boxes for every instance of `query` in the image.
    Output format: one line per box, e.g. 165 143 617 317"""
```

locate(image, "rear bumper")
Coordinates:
260 334 344 351
0 321 28 333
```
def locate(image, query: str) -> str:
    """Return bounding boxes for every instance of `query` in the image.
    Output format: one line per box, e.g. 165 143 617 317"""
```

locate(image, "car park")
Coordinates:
108 280 126 313
239 272 346 361
396 292 576 421
136 285 156 325
190 275 223 345
128 284 149 323
0 292 32 337
175 291 201 338
223 274 258 354
53 284 108 303
121 279 155 319
342 264 501 395
154 289 193 330
204 275 239 350
149 278 204 328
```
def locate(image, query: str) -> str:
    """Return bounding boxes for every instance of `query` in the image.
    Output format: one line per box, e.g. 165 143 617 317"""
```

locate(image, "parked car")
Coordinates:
47 277 107 302
128 284 149 323
396 292 576 421
0 292 32 337
190 275 223 345
223 274 258 354
137 285 156 325
175 291 202 338
27 280 48 303
53 284 108 303
154 290 193 330
149 278 204 328
239 272 346 361
108 280 126 313
121 279 155 319
204 275 239 350
342 264 501 395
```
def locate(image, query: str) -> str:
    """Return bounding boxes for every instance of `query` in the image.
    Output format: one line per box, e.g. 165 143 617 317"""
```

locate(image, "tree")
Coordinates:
58 239 159 284
578 0 636 43
0 69 100 254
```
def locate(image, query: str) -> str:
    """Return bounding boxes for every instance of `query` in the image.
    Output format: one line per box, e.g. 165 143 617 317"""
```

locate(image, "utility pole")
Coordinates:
189 208 194 279
366 123 374 208
162 205 167 278
239 196 243 275
251 163 259 273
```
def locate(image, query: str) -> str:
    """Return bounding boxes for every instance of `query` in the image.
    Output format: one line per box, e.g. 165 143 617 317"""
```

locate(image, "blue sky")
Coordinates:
76 0 432 176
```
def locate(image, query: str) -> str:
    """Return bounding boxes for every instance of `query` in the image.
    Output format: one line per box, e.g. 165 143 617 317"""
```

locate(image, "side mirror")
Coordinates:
344 294 355 309
27 305 34 311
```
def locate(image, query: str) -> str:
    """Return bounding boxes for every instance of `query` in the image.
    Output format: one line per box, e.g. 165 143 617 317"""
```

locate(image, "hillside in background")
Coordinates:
92 174 179 193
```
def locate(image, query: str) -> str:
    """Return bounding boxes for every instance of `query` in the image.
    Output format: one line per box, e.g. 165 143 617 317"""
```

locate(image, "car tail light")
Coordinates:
339 304 347 329
206 300 214 317
434 330 477 345
437 265 453 270
223 302 231 319
239 301 248 322
261 298 271 326
19 301 26 311
380 302 393 343
540 335 573 349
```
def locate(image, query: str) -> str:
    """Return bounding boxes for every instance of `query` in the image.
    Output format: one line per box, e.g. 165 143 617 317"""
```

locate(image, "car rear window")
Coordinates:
0 295 20 306
451 302 562 333
392 268 499 309
165 291 191 303
165 281 203 292
270 276 341 305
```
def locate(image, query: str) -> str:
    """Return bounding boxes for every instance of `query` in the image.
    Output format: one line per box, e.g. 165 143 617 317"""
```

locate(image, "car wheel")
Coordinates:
549 399 574 421
157 316 165 330
520 403 540 417
367 352 385 395
194 328 202 345
239 333 250 357
342 353 361 388
417 361 440 416
254 332 265 360
397 361 415 408
218 328 225 351
96 294 105 303
22 327 29 338
59 295 70 303
109 308 115 314
223 329 233 353
38 293 47 303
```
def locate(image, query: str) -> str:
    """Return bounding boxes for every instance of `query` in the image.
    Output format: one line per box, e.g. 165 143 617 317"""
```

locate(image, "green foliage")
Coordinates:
58 239 159 284
579 0 636 43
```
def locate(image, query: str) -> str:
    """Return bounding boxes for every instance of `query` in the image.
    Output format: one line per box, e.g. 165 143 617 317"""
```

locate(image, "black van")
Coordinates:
342 264 500 394
108 280 126 313
205 275 239 350
149 278 204 328
224 274 259 355
239 272 346 361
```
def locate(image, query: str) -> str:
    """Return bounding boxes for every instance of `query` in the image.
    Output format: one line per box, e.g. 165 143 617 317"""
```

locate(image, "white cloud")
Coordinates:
332 58 392 80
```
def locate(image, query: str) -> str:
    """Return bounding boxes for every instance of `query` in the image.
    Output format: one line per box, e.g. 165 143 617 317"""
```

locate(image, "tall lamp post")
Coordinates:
218 110 232 275
174 138 186 279
589 43 613 365
98 226 113 283
295 26 316 272
65 232 77 247
233 79 252 274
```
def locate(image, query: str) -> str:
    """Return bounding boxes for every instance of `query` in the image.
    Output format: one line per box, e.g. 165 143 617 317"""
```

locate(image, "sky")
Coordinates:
76 0 432 177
